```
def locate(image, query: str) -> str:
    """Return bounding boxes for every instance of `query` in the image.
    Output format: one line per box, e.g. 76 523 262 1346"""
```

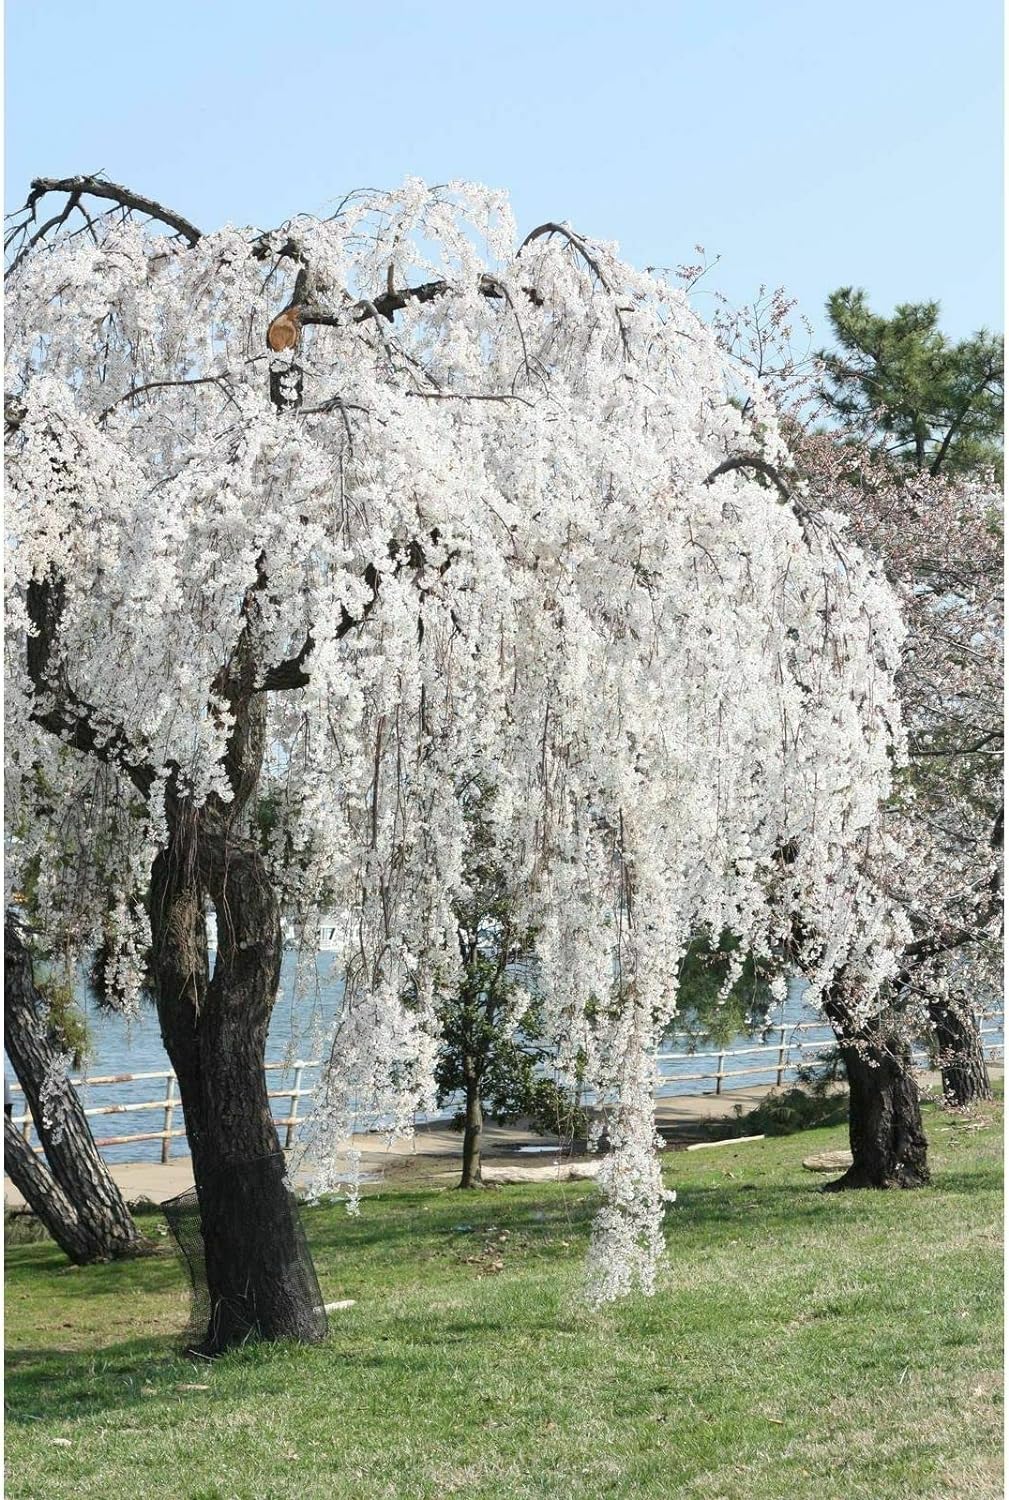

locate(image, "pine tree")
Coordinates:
820 288 1002 478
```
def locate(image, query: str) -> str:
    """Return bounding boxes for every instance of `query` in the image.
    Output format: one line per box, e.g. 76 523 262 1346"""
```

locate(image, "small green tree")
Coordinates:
820 288 1003 478
433 787 584 1188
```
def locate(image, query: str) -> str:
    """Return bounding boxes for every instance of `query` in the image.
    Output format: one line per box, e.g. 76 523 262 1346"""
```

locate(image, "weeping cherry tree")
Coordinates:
6 175 906 1345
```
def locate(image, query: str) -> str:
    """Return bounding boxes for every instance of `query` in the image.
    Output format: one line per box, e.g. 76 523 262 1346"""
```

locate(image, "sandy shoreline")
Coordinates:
6 1070 986 1210
4 1083 779 1209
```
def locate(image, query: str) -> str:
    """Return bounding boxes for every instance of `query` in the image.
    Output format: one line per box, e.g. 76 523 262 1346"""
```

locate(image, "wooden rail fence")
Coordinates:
9 1016 1003 1162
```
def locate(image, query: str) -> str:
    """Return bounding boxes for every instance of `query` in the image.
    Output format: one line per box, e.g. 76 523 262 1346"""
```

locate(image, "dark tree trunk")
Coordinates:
4 1115 125 1264
824 995 930 1191
459 1065 483 1189
4 916 148 1262
928 996 992 1108
150 819 327 1354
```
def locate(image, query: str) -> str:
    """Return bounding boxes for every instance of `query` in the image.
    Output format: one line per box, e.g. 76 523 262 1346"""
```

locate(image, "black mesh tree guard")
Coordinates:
162 1153 328 1352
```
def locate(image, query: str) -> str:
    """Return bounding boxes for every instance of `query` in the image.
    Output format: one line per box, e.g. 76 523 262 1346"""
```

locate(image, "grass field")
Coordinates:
4 1097 1003 1500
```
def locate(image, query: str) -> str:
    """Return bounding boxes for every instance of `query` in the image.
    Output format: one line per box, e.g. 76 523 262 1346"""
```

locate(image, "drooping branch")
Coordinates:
98 375 233 425
256 539 451 694
6 399 159 796
519 222 612 290
704 453 793 504
256 561 386 694
6 175 202 278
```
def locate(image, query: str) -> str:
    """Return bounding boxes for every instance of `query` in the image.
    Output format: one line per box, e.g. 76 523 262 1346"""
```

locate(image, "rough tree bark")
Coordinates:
3 1117 110 1263
4 915 148 1262
459 1059 483 1189
823 991 930 1191
928 997 992 1108
147 604 328 1353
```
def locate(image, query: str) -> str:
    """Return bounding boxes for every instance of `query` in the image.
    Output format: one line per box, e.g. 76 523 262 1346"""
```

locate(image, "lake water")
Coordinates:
9 962 1003 1165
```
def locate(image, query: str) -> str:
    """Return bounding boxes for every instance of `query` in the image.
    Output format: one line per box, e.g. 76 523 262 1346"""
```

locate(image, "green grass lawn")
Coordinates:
5 1098 1003 1500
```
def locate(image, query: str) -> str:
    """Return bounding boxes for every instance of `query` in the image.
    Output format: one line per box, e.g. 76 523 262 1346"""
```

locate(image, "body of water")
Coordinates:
9 964 1003 1165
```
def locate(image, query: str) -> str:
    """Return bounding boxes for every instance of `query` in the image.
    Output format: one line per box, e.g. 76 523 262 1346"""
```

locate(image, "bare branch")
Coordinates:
405 391 535 408
909 731 1003 758
12 175 202 249
704 453 793 504
98 375 233 424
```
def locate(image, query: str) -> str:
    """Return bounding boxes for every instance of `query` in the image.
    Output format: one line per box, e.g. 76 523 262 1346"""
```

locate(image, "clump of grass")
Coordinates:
734 1083 849 1136
4 1210 50 1246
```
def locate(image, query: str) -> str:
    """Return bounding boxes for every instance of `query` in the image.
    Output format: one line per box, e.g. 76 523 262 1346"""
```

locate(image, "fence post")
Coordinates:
161 1073 176 1164
285 1064 304 1149
776 1025 787 1088
715 1050 724 1096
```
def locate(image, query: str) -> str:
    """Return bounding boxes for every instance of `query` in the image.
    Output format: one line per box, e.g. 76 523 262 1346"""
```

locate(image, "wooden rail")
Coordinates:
10 1060 321 1158
8 1016 1003 1161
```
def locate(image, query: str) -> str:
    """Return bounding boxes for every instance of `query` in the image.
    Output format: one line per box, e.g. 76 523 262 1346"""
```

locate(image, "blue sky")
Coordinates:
5 1 1003 346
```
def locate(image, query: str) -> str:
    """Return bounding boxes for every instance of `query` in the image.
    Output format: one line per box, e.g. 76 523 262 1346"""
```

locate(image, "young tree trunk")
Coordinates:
824 996 930 1191
151 827 327 1354
928 996 992 1108
4 916 148 1262
459 1065 483 1189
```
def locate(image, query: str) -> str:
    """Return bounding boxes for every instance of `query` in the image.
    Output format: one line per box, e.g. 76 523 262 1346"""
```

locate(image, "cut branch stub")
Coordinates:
267 306 302 353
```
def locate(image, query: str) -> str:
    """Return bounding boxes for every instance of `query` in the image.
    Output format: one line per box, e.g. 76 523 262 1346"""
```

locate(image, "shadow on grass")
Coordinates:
5 1334 194 1425
5 1241 187 1303
4 1313 569 1427
6 1127 999 1429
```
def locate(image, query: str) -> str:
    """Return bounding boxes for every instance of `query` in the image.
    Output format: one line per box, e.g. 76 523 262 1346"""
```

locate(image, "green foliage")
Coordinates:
34 975 91 1070
433 783 584 1138
820 288 1003 478
3 1210 51 1246
671 930 778 1047
734 1083 848 1137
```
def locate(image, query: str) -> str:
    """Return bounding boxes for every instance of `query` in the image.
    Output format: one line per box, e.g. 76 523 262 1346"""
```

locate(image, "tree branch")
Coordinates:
98 375 232 424
10 175 202 254
25 575 157 799
518 222 611 290
909 731 1002 758
704 453 794 505
928 364 1000 477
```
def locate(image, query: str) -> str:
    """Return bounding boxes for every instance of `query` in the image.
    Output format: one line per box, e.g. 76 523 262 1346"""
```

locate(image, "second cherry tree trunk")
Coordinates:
928 997 992 1108
824 994 930 1191
4 915 148 1263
